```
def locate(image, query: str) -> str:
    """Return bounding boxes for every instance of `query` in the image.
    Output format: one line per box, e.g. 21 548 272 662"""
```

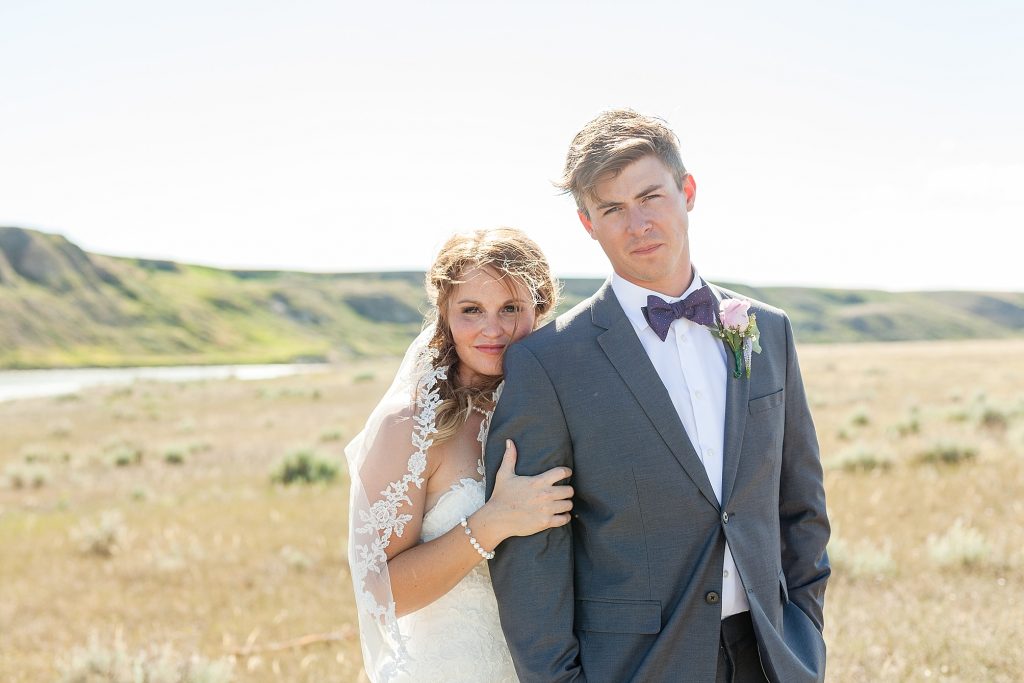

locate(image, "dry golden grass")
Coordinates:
0 362 396 682
803 339 1024 682
1 340 1022 682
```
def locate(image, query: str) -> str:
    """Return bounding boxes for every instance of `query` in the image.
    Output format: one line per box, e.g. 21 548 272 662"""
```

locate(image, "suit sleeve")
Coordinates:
779 314 831 632
485 342 585 683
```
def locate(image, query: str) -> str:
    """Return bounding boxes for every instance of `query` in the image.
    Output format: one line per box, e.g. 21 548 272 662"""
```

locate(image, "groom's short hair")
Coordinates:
558 109 687 218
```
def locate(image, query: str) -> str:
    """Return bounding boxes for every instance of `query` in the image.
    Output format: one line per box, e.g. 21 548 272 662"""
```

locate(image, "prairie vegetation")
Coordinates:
1 340 1022 682
808 340 1024 682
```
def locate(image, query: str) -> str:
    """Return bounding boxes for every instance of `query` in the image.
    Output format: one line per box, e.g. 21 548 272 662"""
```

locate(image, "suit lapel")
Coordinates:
591 282 720 511
709 284 750 506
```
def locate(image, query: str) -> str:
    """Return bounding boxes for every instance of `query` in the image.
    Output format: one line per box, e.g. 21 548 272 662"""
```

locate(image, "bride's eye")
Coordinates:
462 306 481 314
502 304 521 314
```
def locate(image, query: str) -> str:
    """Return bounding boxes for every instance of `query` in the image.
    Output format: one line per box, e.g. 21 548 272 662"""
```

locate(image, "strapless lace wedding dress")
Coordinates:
348 347 517 683
396 477 518 682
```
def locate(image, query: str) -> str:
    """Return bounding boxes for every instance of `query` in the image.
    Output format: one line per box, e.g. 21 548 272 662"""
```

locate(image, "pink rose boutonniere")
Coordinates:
709 298 762 379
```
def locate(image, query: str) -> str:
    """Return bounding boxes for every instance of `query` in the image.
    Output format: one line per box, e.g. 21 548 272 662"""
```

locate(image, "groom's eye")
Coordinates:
602 206 621 216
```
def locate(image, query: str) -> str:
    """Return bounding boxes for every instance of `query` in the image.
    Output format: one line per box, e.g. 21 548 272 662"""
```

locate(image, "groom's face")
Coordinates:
579 155 696 296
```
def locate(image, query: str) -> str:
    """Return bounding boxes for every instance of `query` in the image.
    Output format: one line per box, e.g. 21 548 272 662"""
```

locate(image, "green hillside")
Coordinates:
1 227 1022 369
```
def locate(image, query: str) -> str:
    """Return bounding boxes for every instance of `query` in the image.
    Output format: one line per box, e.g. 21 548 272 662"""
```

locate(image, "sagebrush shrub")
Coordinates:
164 449 186 465
916 442 977 465
71 511 130 557
834 448 893 473
3 463 49 489
828 536 896 578
928 519 991 567
270 450 339 485
58 631 234 683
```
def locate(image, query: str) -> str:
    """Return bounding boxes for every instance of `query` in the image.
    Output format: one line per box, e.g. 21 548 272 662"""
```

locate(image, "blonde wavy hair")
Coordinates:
425 228 558 444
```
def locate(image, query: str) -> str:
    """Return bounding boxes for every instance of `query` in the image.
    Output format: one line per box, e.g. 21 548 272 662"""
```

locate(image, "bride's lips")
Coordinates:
475 344 506 355
631 243 662 255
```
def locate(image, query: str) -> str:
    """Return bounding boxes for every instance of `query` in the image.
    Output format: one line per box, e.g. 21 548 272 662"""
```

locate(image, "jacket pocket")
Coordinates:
575 597 661 634
748 388 785 414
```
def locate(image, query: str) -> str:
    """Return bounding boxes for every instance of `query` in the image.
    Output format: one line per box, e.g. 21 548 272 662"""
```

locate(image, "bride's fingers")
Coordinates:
538 466 572 486
550 485 574 500
548 499 573 514
549 513 571 527
496 439 517 478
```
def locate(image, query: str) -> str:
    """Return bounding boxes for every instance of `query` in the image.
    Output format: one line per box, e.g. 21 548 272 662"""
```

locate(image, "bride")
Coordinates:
345 228 573 682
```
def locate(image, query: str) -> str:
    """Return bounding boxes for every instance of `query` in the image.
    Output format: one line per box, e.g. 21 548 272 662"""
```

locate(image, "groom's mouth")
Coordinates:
631 243 662 256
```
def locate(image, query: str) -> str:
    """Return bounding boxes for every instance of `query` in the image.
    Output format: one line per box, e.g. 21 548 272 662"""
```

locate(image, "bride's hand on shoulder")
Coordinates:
482 439 573 541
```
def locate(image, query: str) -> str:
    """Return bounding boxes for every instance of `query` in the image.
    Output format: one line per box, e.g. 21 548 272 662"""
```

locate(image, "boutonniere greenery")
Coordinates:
708 298 762 379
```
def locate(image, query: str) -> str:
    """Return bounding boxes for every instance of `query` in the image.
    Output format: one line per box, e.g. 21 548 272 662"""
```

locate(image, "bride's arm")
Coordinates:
356 415 571 618
385 478 514 617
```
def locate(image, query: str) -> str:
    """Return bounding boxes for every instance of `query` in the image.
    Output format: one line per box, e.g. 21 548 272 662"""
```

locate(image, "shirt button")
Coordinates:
694 390 703 400
705 591 720 605
706 448 715 458
724 569 730 578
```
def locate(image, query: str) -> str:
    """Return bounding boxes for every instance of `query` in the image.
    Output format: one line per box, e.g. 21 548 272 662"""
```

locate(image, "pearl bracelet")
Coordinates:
459 516 495 560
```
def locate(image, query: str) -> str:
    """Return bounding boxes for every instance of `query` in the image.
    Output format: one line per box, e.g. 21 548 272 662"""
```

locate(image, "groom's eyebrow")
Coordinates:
635 183 663 198
594 184 664 211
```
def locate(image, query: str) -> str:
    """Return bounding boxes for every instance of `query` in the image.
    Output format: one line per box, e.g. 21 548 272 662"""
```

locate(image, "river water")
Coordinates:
0 364 329 402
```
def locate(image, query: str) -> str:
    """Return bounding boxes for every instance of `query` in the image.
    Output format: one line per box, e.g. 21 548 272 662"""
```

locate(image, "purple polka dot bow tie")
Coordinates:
641 285 717 341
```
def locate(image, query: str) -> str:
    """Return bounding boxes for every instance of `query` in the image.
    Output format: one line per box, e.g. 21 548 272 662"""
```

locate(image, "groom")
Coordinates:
484 110 830 682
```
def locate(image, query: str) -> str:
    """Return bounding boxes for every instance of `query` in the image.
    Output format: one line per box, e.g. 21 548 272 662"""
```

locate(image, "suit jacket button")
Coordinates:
705 591 720 605
722 512 730 524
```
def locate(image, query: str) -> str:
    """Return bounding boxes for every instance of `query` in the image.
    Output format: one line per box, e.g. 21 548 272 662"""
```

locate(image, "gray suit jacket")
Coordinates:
484 280 830 683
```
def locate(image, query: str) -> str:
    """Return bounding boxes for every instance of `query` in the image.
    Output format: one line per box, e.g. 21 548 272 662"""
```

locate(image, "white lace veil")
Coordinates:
345 325 447 682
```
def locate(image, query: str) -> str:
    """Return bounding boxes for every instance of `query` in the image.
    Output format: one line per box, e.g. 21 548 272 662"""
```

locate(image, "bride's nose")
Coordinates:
480 314 504 338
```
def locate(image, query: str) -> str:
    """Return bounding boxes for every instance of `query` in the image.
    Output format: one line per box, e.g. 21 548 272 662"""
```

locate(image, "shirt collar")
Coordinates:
611 266 708 334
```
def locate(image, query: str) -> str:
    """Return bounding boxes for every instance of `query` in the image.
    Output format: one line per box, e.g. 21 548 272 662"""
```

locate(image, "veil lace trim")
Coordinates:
355 356 446 551
347 326 506 682
348 338 448 681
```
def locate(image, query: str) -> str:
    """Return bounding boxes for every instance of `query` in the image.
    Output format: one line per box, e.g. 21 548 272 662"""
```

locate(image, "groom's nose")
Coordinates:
626 204 653 234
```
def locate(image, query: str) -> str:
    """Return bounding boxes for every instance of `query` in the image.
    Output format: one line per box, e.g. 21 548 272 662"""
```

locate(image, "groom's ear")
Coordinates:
578 210 596 239
683 174 697 210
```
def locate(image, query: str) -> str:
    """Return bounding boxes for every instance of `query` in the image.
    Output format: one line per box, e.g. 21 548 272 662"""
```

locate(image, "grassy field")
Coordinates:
1 340 1023 682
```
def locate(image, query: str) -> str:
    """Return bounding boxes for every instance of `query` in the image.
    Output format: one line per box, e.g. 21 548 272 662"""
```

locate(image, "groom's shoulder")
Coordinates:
516 290 601 353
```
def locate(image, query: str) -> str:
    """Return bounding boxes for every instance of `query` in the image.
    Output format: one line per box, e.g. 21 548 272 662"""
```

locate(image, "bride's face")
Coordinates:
447 265 536 385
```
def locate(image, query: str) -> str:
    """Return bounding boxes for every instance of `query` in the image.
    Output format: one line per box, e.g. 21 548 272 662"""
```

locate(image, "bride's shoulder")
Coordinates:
374 404 418 448
370 403 445 469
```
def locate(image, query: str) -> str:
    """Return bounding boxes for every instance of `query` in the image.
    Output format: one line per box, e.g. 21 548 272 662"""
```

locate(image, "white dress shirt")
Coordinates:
610 268 750 619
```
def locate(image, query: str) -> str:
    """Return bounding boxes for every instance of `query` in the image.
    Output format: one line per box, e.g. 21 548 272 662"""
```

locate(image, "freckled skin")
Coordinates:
447 266 536 386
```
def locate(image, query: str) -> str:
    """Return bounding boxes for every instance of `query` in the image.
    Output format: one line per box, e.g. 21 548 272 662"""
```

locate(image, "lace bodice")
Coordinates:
421 477 486 542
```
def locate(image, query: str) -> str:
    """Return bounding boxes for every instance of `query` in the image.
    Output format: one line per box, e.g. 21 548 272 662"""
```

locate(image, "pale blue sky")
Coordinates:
2 1 1021 290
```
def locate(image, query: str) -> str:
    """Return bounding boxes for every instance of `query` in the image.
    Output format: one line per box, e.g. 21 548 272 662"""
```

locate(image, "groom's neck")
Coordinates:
615 262 695 298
